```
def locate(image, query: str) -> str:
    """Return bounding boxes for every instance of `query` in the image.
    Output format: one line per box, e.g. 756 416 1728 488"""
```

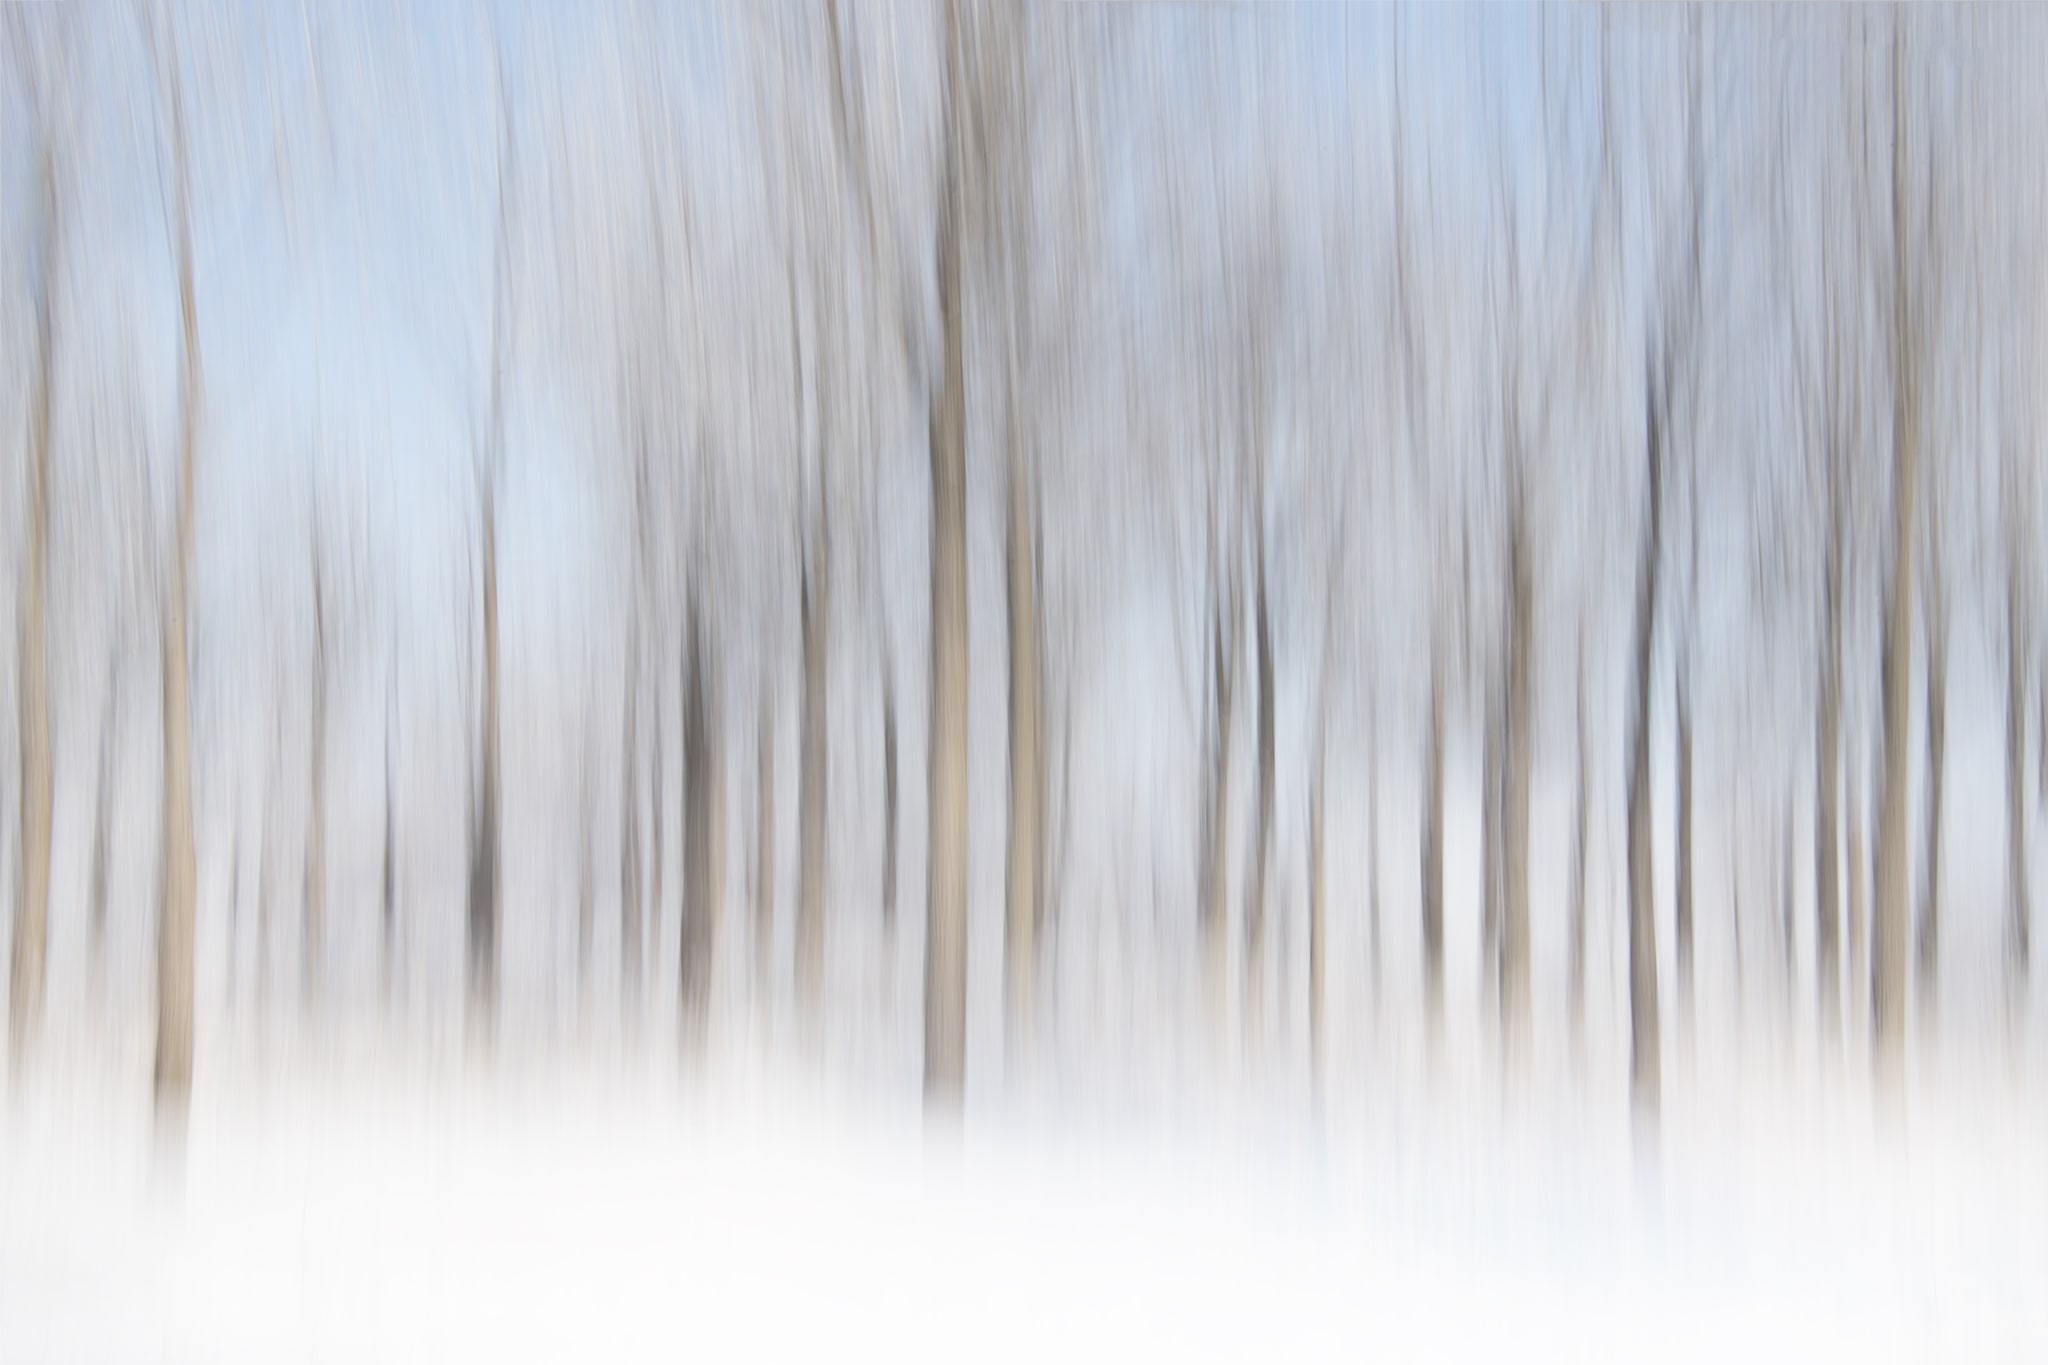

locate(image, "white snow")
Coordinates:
4 1033 2043 1364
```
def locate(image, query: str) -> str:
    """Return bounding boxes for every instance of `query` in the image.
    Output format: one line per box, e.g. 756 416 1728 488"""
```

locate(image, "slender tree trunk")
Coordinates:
1368 698 1382 1011
884 668 901 934
1676 682 1694 1032
153 35 201 1132
1568 645 1590 1052
1918 601 1946 1019
1627 381 1666 1122
577 739 595 988
1004 422 1042 1054
1245 557 1275 1040
1422 640 1446 1045
2008 559 2032 999
90 677 116 986
923 0 970 1103
1481 684 1503 1026
381 683 396 1006
1873 21 1916 1080
8 146 55 1066
305 562 326 1006
468 495 501 1030
681 598 720 1044
621 627 643 1011
1849 783 1868 1042
1503 510 1533 1050
1308 747 1326 1088
1204 611 1235 1041
796 531 829 1015
1816 609 1842 1045
755 706 775 997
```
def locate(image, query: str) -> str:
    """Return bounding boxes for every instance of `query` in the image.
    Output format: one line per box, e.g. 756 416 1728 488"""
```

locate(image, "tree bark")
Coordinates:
1503 508 1533 1050
796 531 829 1015
1627 378 1666 1123
1676 680 1694 1032
923 0 970 1103
153 15 200 1133
1204 609 1235 1042
755 706 774 997
2008 557 2032 998
1568 643 1590 1052
1849 783 1868 1042
1873 23 1915 1078
681 597 720 1044
1919 594 1946 1019
1422 638 1446 1045
1816 590 1842 1045
1245 556 1276 1038
1004 419 1042 1054
8 141 55 1066
305 556 326 1006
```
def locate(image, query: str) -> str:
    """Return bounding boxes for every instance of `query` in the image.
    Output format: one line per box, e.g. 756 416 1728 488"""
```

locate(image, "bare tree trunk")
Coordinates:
153 16 200 1133
1503 510 1533 1051
1919 595 1946 1020
305 558 326 1007
89 676 116 987
1676 681 1694 1033
1422 640 1446 1045
1873 23 1915 1079
1203 612 1235 1041
884 668 901 935
1481 685 1502 1027
1568 642 1590 1052
620 629 642 1012
381 681 396 1006
1816 609 1842 1045
796 531 829 1016
755 706 774 997
1244 559 1275 1040
681 598 720 1044
1308 749 1326 1090
1627 379 1666 1123
577 739 595 989
923 0 970 1103
1849 783 1868 1042
8 144 55 1066
1368 697 1382 1011
468 491 501 1032
1003 424 1041 1054
2008 558 2032 1000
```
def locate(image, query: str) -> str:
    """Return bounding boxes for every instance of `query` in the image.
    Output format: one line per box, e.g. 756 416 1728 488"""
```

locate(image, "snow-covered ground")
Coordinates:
4 1027 2044 1364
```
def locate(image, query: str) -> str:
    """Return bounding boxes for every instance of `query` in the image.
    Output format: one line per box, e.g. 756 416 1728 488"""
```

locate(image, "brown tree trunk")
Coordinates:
620 629 643 1012
8 146 55 1066
154 33 200 1132
681 598 720 1044
1568 644 1590 1052
1244 559 1276 1039
1627 380 1666 1122
1918 599 1946 1020
1503 509 1533 1050
1676 682 1694 1032
796 532 829 1016
923 0 970 1103
1873 25 1915 1078
305 558 326 1006
1422 640 1446 1045
1004 426 1041 1054
2008 559 2032 999
468 494 501 1032
755 706 774 997
1203 611 1235 1041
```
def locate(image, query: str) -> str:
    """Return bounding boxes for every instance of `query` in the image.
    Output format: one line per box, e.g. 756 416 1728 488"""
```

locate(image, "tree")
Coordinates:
923 0 972 1104
6 10 60 1067
1873 16 1919 1077
142 0 202 1137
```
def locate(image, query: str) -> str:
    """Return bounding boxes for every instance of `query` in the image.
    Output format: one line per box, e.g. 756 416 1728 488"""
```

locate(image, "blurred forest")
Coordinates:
3 3 2046 1138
